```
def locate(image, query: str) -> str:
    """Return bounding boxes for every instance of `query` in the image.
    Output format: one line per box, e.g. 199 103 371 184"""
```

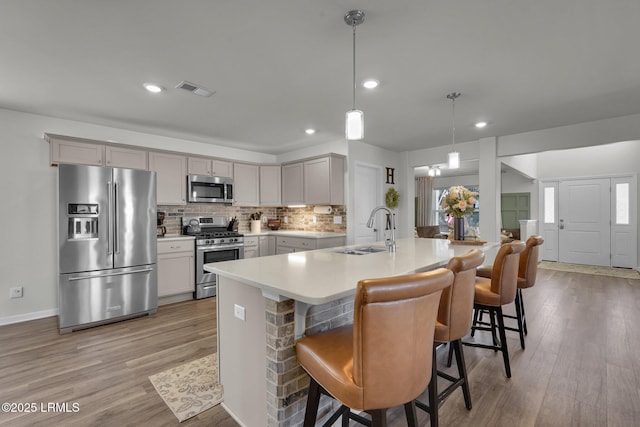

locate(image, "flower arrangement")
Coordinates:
441 186 478 218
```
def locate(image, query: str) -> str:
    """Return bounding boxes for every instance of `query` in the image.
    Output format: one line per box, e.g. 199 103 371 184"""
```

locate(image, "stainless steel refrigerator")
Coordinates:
58 164 158 333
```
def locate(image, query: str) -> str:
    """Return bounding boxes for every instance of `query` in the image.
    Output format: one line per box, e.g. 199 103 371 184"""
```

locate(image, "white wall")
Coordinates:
432 174 479 189
535 140 640 179
498 113 640 157
501 153 538 179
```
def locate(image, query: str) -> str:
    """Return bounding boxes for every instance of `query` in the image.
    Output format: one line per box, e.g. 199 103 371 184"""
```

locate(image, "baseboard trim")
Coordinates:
0 308 58 326
220 403 248 427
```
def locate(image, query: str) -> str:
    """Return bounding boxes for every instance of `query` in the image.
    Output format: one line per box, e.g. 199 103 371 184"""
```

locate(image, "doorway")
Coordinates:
354 162 383 245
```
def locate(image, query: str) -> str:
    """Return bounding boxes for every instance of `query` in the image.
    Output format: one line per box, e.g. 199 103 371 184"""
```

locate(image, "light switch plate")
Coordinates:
234 304 246 321
333 216 342 224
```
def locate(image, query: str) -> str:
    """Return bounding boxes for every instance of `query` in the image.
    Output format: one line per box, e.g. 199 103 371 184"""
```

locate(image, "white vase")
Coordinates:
250 220 261 234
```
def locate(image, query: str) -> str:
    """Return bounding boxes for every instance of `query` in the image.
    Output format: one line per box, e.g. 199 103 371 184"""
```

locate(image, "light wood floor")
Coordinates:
1 269 639 426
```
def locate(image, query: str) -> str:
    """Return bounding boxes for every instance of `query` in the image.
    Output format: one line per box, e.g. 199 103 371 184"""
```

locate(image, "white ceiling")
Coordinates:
2 1 640 155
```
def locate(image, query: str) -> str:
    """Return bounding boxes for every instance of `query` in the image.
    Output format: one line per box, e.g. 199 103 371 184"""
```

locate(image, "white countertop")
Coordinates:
243 230 346 239
157 235 195 242
205 237 498 305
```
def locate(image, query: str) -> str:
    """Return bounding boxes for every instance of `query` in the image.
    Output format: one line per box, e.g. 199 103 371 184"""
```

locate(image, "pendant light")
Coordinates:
447 92 461 169
345 10 365 141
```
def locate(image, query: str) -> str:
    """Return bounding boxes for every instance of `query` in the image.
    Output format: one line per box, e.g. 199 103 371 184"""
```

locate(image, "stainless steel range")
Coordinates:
182 216 244 299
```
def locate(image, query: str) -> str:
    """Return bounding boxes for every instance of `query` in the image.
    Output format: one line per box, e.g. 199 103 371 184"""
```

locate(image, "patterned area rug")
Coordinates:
149 354 224 422
538 261 640 280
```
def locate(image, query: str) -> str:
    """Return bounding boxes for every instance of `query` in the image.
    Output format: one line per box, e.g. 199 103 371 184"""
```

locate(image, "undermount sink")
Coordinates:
335 246 388 255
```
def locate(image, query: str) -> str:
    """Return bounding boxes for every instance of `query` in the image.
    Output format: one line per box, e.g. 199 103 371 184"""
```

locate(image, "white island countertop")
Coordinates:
205 237 498 305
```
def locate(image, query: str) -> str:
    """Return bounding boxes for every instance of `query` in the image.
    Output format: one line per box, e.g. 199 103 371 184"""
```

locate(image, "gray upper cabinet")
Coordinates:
47 134 104 166
233 163 260 206
281 162 304 205
188 157 233 178
212 159 234 178
260 165 281 206
303 155 345 205
105 146 148 170
149 152 187 205
187 157 210 176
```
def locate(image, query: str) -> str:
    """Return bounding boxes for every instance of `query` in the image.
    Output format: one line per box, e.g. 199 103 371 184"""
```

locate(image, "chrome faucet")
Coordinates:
366 206 396 253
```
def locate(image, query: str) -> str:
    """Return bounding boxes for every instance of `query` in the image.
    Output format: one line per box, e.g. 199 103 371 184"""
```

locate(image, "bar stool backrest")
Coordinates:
439 249 485 341
352 268 453 409
519 236 544 289
491 241 525 305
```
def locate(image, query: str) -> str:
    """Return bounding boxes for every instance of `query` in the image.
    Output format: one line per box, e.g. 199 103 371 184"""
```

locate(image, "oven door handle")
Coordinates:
197 244 244 252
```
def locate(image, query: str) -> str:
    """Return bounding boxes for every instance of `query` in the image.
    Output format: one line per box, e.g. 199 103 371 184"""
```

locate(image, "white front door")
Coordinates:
354 162 382 245
559 178 611 266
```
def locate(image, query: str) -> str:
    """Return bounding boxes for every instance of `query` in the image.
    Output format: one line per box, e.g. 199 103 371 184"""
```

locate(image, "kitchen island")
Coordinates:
205 237 498 427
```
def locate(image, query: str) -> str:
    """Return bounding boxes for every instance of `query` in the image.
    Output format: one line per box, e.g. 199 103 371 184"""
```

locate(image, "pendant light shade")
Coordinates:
447 92 461 169
345 10 365 141
346 109 364 140
448 151 460 169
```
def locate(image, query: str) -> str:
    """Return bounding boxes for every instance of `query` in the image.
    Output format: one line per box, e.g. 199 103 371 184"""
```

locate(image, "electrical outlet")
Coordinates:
10 286 23 299
312 215 317 224
234 304 246 321
333 215 342 224
284 216 288 223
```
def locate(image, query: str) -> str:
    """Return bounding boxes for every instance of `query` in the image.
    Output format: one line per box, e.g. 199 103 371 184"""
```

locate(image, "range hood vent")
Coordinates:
175 80 214 97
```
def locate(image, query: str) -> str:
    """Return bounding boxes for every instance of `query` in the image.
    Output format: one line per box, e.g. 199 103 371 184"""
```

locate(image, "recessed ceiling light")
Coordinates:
362 79 379 89
475 121 487 129
143 83 163 93
305 128 316 135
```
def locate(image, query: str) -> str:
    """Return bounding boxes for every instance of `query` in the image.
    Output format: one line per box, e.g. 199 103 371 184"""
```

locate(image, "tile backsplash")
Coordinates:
158 204 346 235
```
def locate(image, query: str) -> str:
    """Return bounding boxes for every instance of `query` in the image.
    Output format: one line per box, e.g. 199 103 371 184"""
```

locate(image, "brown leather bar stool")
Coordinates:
415 249 484 424
476 236 544 349
296 268 454 427
464 240 525 378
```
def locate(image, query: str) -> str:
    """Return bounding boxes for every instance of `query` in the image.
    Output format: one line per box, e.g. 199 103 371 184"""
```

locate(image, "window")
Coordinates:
543 187 555 223
615 182 629 225
434 186 480 232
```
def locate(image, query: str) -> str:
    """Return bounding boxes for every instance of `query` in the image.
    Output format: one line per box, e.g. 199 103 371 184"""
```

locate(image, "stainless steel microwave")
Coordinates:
187 175 233 204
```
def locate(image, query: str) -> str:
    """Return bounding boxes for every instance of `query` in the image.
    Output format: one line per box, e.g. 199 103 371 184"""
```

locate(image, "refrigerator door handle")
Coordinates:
114 182 119 254
67 267 154 282
107 181 113 256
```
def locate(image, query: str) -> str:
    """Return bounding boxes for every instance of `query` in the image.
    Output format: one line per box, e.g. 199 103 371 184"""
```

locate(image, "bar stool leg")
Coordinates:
514 290 526 350
490 310 498 350
495 306 512 378
452 339 472 410
404 401 418 427
429 344 439 427
446 342 454 368
519 289 528 335
303 378 322 427
369 409 388 427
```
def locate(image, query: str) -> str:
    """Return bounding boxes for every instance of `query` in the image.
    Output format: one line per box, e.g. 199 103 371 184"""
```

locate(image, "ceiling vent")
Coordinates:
175 81 214 97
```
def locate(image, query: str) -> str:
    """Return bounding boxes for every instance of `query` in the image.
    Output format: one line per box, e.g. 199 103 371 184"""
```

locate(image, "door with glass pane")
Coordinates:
611 176 637 268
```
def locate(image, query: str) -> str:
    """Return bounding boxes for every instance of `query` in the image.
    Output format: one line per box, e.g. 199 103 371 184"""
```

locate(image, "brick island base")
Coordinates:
217 276 354 427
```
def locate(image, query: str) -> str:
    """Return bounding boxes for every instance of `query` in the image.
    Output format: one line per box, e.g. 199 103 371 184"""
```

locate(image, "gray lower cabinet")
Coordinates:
275 236 345 254
157 239 194 299
244 236 259 259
